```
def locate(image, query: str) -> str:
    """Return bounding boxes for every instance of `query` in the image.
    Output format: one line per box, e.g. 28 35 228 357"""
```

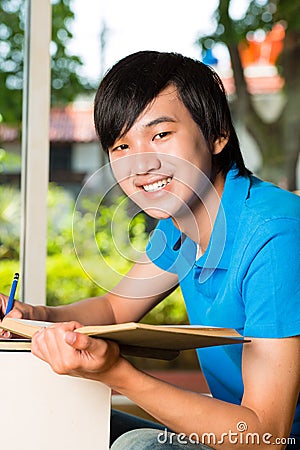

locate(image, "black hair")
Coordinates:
94 50 250 177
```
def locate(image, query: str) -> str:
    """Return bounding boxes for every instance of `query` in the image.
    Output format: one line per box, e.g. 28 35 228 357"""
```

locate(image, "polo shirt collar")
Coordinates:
193 166 250 271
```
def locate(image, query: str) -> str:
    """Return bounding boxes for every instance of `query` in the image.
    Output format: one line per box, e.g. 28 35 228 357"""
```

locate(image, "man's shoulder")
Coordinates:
245 175 300 224
230 178 300 286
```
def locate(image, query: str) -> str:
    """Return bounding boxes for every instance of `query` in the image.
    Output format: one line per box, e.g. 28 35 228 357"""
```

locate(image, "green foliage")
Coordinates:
0 0 24 123
73 194 149 260
47 184 74 256
46 254 105 306
198 0 300 72
199 0 277 51
50 0 95 105
0 184 21 259
0 0 96 124
142 289 188 326
197 0 300 190
0 183 188 325
48 253 187 325
0 147 21 172
0 259 20 295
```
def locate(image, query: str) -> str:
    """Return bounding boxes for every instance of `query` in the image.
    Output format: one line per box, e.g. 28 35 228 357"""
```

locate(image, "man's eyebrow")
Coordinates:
144 116 176 128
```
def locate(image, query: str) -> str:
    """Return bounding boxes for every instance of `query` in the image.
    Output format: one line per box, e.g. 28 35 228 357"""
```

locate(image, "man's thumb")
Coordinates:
65 330 92 350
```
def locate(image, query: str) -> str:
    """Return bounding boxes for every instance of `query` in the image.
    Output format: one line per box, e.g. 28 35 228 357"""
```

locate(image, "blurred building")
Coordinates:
1 24 297 193
0 101 113 197
0 77 286 196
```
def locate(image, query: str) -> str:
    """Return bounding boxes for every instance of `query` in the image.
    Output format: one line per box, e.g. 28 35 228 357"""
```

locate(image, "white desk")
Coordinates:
1 350 111 450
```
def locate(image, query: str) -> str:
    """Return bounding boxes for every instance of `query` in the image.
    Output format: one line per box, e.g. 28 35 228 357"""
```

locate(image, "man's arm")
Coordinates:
0 254 178 326
32 327 300 450
104 336 299 449
110 336 300 448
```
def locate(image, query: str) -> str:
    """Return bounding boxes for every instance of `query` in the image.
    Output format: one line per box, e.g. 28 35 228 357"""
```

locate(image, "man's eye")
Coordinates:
153 132 170 140
111 144 128 152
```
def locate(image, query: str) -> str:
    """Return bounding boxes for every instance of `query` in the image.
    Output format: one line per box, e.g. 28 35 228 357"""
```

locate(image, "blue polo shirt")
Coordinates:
146 166 300 437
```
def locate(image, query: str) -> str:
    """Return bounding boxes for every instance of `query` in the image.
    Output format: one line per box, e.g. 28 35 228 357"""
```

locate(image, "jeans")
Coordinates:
110 409 213 449
110 410 300 449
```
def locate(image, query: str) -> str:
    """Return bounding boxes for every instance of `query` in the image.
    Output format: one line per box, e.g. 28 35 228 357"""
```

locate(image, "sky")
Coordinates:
68 0 251 83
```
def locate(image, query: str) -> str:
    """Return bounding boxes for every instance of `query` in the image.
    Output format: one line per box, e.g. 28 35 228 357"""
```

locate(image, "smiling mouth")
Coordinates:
142 177 172 192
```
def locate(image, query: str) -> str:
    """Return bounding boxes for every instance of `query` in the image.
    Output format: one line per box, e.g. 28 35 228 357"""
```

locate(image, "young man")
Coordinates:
1 51 300 449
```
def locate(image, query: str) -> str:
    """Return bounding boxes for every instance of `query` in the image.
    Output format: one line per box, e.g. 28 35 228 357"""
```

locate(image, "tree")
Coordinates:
0 0 96 125
198 0 300 190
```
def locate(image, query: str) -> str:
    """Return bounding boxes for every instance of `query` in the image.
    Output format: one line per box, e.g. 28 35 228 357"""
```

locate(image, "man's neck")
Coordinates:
172 171 225 252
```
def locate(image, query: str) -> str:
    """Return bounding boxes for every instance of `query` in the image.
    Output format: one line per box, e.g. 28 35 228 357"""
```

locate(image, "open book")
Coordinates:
0 317 249 360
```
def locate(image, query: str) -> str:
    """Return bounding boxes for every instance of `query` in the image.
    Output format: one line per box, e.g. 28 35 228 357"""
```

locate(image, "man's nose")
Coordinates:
130 151 161 175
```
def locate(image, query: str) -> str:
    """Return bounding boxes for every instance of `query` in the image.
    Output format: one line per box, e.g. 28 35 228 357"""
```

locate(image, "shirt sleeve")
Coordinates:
239 217 300 338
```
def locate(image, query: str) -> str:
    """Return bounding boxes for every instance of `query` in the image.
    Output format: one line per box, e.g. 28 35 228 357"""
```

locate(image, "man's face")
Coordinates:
108 85 220 220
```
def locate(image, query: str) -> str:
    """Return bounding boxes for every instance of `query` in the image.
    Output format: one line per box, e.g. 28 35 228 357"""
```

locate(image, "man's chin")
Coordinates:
144 208 172 220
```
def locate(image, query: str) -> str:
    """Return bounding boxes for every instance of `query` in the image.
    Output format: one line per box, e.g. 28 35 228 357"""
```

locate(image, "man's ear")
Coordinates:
213 136 229 155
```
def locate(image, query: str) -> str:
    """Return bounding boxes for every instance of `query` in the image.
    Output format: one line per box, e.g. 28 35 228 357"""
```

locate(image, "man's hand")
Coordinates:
31 321 122 384
0 293 24 337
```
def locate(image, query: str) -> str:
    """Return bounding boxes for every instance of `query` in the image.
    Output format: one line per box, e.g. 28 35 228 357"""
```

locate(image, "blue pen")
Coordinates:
5 273 19 316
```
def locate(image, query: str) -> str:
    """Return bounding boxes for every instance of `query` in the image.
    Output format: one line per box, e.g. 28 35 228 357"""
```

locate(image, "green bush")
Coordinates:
0 186 21 259
0 183 188 325
46 255 105 306
142 288 188 325
46 253 187 325
0 259 21 296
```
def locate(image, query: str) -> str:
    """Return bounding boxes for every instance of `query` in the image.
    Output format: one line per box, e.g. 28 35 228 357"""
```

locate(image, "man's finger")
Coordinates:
64 330 97 351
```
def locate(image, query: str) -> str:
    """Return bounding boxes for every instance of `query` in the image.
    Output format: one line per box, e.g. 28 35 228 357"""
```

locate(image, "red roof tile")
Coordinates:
222 73 284 96
49 106 97 143
0 123 20 143
0 72 285 144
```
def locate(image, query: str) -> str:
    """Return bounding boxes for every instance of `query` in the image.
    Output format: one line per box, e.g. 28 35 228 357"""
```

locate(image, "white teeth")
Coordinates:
143 177 172 192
